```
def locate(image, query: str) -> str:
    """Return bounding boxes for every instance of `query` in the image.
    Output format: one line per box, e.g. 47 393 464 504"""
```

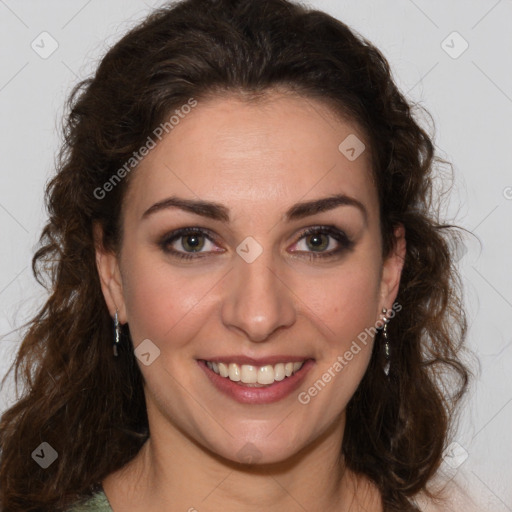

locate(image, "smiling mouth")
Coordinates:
203 360 305 386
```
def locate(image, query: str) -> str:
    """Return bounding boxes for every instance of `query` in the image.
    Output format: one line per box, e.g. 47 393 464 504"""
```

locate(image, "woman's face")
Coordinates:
97 91 405 465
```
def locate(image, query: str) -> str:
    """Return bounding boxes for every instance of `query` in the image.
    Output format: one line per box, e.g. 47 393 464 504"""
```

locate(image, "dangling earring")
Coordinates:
381 307 391 376
113 309 121 357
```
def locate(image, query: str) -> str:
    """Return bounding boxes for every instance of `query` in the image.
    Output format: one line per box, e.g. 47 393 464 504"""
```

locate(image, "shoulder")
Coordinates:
413 471 480 512
66 489 113 512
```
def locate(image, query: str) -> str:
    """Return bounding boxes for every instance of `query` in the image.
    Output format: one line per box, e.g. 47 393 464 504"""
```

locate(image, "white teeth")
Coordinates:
274 363 285 381
206 360 305 385
218 362 229 378
257 365 274 385
241 365 258 384
228 363 241 381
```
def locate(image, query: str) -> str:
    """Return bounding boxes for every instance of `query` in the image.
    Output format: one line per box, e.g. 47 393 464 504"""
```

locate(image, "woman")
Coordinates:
0 0 471 510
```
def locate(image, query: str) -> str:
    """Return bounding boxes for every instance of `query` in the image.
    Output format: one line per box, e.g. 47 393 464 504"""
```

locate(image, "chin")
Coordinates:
203 427 312 467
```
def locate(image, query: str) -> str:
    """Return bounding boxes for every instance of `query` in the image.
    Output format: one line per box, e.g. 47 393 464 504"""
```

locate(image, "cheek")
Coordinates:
121 235 382 352
294 262 381 419
120 251 215 345
296 257 382 345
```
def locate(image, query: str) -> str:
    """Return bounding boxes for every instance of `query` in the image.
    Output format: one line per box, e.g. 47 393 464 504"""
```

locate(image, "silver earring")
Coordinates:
113 309 121 357
381 307 390 376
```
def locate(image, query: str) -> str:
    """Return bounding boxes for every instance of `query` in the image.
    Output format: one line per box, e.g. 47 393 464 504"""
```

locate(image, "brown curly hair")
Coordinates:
0 0 471 510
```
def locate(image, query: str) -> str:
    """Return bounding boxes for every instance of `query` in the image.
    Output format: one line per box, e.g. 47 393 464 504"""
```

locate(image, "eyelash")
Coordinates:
158 226 354 262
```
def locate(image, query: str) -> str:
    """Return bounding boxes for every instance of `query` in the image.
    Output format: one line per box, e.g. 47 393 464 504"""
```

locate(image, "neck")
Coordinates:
103 413 381 511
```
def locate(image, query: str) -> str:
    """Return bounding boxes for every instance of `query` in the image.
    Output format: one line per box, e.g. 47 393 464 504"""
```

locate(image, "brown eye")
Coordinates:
180 232 206 252
292 226 354 259
159 227 221 260
305 232 330 252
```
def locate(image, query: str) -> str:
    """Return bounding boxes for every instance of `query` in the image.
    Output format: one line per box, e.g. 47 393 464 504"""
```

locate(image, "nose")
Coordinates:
221 249 296 343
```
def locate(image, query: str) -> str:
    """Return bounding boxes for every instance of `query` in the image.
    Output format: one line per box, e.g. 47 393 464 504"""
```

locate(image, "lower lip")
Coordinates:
198 359 315 404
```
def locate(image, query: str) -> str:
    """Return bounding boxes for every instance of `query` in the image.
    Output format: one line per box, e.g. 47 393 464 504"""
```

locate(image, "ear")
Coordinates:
93 222 127 324
378 223 406 315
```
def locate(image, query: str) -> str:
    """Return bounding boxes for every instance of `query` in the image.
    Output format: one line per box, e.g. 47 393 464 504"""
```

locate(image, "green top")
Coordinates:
67 489 113 512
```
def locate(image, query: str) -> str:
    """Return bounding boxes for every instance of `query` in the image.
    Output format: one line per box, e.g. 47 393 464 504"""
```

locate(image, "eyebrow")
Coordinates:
141 193 368 224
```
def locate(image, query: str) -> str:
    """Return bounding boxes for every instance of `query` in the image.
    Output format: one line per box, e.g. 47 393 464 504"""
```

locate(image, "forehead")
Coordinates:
123 92 378 225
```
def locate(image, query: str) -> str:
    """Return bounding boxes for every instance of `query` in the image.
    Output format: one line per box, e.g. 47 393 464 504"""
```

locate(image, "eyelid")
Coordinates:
289 225 354 255
158 224 354 260
159 226 222 258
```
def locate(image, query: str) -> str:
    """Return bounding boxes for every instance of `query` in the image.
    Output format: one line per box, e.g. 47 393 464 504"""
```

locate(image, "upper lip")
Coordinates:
199 355 313 366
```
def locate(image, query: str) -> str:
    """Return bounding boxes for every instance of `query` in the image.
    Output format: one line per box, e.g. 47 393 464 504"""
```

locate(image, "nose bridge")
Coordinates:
221 244 296 342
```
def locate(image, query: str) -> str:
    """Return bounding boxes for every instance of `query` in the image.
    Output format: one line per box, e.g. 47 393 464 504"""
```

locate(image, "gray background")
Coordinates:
1 0 511 508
